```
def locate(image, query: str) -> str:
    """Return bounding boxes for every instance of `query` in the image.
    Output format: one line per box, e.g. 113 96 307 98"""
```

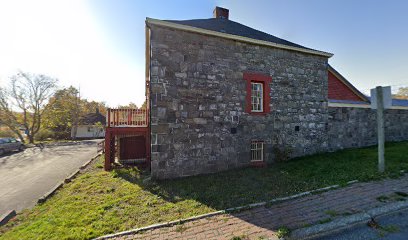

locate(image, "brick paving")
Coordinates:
110 175 408 240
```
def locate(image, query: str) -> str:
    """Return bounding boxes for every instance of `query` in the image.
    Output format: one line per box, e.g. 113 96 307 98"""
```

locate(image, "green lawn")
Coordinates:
1 141 408 240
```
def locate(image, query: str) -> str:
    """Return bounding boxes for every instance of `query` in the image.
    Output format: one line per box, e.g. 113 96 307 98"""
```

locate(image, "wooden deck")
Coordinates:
107 108 148 127
104 108 150 171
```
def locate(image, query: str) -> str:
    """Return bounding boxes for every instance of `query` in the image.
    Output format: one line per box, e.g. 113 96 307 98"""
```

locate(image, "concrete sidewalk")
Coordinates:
104 175 408 240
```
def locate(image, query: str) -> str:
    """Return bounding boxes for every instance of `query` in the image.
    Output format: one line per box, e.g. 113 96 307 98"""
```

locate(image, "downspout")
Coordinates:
145 21 152 171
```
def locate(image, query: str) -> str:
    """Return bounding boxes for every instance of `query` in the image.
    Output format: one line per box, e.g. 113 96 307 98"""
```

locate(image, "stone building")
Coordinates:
146 7 335 179
104 7 408 179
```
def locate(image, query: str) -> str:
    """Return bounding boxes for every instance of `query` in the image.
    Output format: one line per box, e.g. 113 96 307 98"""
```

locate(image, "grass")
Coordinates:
1 141 408 239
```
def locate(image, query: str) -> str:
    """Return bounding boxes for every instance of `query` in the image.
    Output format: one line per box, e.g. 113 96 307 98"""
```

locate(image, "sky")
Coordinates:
0 0 408 107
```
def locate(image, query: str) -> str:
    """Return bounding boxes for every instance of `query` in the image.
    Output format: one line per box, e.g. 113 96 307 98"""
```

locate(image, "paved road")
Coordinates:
0 140 100 216
313 208 408 240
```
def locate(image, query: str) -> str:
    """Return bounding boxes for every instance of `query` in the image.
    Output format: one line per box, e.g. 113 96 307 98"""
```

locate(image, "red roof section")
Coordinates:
328 70 365 101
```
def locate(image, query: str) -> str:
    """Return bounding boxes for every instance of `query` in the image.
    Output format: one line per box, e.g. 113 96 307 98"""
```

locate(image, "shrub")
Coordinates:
273 146 293 162
34 129 55 141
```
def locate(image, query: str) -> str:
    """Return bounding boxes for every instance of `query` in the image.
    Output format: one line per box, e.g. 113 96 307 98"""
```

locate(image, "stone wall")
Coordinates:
149 25 329 179
328 107 408 151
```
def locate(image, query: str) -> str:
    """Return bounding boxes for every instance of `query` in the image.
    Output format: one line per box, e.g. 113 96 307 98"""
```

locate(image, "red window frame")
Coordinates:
243 72 272 115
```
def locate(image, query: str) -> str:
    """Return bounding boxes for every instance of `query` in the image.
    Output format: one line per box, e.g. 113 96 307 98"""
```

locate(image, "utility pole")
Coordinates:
72 86 81 140
376 86 385 173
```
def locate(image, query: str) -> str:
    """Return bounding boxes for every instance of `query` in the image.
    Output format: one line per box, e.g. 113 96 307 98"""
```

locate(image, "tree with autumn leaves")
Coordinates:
42 87 107 140
393 87 408 100
0 71 108 142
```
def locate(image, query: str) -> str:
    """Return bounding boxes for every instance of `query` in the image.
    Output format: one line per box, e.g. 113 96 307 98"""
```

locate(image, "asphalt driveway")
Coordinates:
0 140 100 216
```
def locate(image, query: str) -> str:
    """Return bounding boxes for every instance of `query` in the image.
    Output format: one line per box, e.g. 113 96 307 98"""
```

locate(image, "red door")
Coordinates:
120 136 146 160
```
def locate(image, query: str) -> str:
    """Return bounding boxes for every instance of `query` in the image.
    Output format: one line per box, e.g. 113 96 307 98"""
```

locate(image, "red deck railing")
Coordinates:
107 108 148 127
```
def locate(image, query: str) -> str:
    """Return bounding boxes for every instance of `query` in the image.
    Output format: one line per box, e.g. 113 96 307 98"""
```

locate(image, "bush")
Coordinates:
0 128 16 138
34 129 55 141
273 145 293 162
52 131 71 140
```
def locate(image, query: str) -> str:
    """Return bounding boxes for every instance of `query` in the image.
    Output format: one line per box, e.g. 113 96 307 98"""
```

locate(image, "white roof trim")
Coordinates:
146 18 333 58
329 102 408 110
328 102 371 108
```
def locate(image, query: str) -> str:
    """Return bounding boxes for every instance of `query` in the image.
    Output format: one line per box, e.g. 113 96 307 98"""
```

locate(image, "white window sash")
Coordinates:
251 82 263 112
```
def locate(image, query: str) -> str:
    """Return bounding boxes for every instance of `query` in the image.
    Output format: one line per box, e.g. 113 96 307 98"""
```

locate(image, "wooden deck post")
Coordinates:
104 130 112 171
110 135 116 164
146 128 151 170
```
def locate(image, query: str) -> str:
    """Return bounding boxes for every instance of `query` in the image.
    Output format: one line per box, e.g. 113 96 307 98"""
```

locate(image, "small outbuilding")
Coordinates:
71 109 106 139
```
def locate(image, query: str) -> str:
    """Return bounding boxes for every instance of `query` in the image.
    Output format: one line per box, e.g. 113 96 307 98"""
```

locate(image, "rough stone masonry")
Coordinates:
148 25 330 179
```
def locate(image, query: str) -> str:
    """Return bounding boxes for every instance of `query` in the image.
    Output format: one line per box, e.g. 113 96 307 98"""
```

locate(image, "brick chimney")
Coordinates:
213 6 229 19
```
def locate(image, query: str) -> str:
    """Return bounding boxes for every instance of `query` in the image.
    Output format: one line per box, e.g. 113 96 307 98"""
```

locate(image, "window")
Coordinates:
251 141 264 162
87 127 92 132
243 72 272 115
251 82 263 112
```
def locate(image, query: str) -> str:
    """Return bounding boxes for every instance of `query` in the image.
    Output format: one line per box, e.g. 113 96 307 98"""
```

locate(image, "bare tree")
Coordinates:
393 87 408 99
0 71 57 143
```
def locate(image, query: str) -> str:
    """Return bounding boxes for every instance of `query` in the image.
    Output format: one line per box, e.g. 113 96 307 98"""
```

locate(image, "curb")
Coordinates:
94 181 358 239
0 210 16 226
289 200 408 239
37 182 64 204
64 170 80 183
80 153 102 170
94 211 225 240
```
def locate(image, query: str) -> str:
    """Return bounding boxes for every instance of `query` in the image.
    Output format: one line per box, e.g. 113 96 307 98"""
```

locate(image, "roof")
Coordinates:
328 65 369 102
79 112 106 125
366 97 408 107
391 98 408 107
146 18 333 57
166 18 310 50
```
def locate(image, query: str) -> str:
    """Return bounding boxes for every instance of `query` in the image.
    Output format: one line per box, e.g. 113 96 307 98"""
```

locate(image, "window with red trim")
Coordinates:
243 72 272 115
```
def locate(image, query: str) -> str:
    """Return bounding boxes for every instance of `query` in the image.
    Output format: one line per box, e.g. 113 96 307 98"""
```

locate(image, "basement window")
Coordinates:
251 141 264 162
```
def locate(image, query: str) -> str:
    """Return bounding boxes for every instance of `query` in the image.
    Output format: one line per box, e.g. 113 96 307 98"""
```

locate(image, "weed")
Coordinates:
395 196 406 201
273 146 293 162
380 225 400 233
377 224 400 237
276 226 290 238
302 223 312 228
324 210 338 217
231 235 249 240
395 191 408 197
175 224 188 233
376 195 390 202
342 211 353 216
318 218 332 224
